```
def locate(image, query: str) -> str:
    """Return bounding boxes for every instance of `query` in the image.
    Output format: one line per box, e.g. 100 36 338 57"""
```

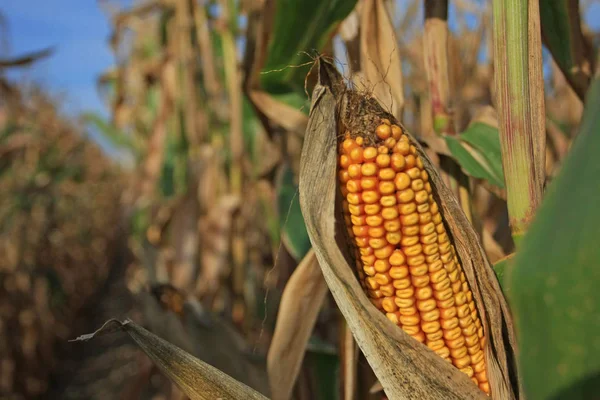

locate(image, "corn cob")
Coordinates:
338 119 489 394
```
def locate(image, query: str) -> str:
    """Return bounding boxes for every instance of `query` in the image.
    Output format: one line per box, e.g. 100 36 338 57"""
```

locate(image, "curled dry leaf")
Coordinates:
359 0 404 120
299 58 520 399
71 319 269 400
267 249 328 400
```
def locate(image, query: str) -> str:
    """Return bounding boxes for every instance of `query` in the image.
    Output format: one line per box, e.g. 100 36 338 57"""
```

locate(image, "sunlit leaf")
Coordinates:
506 78 600 399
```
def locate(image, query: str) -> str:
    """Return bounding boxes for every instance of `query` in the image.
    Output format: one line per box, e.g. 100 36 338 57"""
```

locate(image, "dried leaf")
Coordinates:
267 250 328 400
71 319 269 400
359 0 404 119
299 58 496 399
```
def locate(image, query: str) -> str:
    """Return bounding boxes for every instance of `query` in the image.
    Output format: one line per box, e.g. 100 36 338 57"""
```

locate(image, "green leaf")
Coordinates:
444 124 505 189
540 1 589 99
306 339 339 400
261 0 357 92
277 164 311 261
506 78 600 399
83 112 139 154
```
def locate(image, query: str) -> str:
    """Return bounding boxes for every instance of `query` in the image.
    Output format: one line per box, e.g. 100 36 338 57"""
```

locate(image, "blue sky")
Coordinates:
2 0 599 121
3 0 114 118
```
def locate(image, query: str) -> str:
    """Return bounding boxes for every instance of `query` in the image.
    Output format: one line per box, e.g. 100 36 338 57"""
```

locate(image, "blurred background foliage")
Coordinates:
0 0 598 399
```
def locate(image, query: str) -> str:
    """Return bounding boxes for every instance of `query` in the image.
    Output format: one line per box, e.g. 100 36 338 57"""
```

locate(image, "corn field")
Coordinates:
1 0 599 399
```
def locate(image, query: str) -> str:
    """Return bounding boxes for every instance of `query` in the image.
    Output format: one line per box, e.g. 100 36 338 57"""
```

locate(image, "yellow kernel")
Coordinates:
390 266 409 280
396 189 415 203
339 170 350 183
435 287 454 301
352 226 368 237
474 358 486 373
432 213 443 224
364 204 381 215
361 163 377 176
386 232 401 245
450 346 468 359
435 347 451 358
368 226 385 238
465 334 479 347
376 154 390 168
395 141 410 155
421 321 441 333
463 322 477 337
363 190 381 204
347 193 361 205
378 145 388 154
386 312 399 325
348 204 364 216
380 284 394 296
394 172 410 190
420 232 437 245
355 237 368 248
374 245 394 259
426 253 440 263
407 254 425 266
409 263 428 276
421 330 444 343
384 219 400 231
348 164 361 178
425 182 432 193
355 136 364 146
415 190 429 204
381 207 399 220
421 308 440 322
440 307 457 320
363 265 376 276
340 155 351 168
455 292 467 307
391 125 402 139
374 272 392 286
430 269 448 284
420 222 435 235
362 254 376 265
411 179 424 191
395 285 414 298
471 349 484 365
419 212 432 224
361 177 378 190
400 236 419 247
437 297 456 309
363 147 377 161
417 202 430 213
403 325 421 335
342 138 357 153
406 167 421 179
417 298 437 312
376 124 392 140
374 258 391 272
401 212 419 226
457 304 470 318
423 243 439 255
380 195 396 207
381 297 398 313
379 168 395 180
479 382 490 393
436 222 446 235
365 215 383 227
403 243 422 257
365 277 379 290
428 340 446 352
350 147 364 163
412 276 431 289
346 179 361 193
384 138 397 149
402 225 420 236
446 336 467 350
400 314 420 326
369 238 387 249
444 326 463 341
398 305 417 315
429 259 443 273
389 250 406 266
395 297 415 308
392 277 411 289
390 153 406 171
405 155 416 169
398 203 417 216
454 355 472 369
